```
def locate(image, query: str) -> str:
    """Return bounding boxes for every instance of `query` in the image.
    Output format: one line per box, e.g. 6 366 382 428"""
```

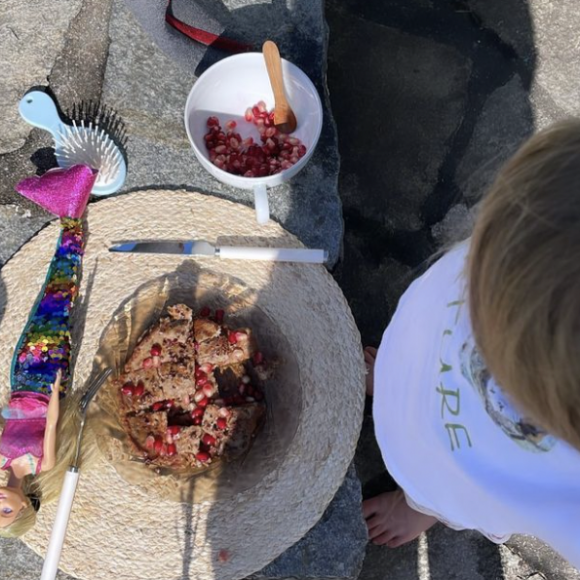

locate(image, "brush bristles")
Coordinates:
56 122 123 186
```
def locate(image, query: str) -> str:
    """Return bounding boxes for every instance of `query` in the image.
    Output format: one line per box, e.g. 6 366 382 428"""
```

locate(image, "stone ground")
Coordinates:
326 0 580 578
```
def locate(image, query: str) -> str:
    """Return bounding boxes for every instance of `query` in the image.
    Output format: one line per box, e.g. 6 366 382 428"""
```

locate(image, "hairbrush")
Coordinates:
19 90 127 196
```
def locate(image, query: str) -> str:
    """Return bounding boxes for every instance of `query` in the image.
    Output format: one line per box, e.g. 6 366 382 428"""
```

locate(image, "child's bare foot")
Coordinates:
362 490 437 547
364 347 377 396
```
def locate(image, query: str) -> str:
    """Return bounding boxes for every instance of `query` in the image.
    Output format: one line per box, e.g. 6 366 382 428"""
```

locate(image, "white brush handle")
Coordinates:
219 246 327 263
18 91 66 142
40 468 79 580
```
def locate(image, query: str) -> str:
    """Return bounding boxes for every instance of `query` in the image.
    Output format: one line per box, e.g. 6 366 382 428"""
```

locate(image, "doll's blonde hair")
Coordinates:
0 389 98 537
468 119 580 451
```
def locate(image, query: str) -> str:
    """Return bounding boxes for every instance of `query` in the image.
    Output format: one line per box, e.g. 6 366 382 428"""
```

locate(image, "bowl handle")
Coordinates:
253 183 270 224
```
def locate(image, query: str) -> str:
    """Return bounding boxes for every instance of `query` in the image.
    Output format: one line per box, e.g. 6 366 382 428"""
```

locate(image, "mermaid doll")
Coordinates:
0 165 96 536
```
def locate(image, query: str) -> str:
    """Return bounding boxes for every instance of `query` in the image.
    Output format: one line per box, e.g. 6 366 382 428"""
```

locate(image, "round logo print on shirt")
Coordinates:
459 340 556 453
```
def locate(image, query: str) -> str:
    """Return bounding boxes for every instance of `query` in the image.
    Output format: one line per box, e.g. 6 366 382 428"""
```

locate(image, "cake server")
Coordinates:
108 240 328 263
41 368 113 580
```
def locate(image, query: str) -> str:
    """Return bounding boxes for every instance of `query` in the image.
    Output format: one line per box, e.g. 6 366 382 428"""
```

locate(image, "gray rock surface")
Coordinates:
455 74 534 205
430 203 475 248
0 205 51 267
0 536 73 580
327 13 471 232
507 535 580 580
469 0 580 128
0 0 83 154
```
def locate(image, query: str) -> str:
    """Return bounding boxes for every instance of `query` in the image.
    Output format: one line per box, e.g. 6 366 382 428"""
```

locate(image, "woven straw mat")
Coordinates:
0 190 365 580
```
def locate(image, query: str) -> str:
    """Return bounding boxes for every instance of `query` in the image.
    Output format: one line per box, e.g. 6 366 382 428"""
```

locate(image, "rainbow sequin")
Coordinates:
11 217 84 396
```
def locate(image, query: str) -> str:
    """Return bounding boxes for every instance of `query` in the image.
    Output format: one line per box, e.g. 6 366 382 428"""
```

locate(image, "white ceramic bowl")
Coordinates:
184 52 323 223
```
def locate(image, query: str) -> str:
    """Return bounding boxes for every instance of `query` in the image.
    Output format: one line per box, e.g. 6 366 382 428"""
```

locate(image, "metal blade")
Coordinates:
108 240 216 256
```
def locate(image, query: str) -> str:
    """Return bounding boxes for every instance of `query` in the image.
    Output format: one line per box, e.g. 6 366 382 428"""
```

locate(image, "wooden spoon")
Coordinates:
262 40 298 134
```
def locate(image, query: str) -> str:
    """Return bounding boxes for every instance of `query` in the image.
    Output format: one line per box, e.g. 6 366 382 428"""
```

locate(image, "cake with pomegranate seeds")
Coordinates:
116 304 268 471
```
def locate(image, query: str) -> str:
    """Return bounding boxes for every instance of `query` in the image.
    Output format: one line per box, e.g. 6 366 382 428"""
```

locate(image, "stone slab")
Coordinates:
101 0 342 266
0 0 83 154
326 13 471 233
455 74 534 206
469 0 580 129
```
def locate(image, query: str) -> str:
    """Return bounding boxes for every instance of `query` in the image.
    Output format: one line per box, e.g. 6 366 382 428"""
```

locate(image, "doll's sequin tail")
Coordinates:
10 166 96 395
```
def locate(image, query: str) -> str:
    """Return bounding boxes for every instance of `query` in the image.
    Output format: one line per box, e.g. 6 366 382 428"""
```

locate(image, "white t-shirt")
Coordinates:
373 241 580 567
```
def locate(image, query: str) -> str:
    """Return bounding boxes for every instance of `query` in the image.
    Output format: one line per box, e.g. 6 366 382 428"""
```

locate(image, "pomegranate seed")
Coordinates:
145 435 155 450
202 383 215 398
196 451 210 462
133 382 145 397
192 407 205 419
150 344 162 356
200 363 214 374
195 370 208 384
183 394 190 405
216 417 228 430
121 383 134 396
159 444 168 457
167 443 177 456
215 309 225 324
197 396 209 408
207 116 219 127
252 351 264 365
154 438 163 454
194 391 206 403
142 357 153 369
166 432 174 444
228 330 237 344
193 341 199 352
241 375 251 384
165 399 175 409
239 383 246 395
152 355 160 368
152 401 165 412
200 306 211 317
202 433 216 446
218 407 231 418
193 416 202 426
204 105 306 179
168 425 181 436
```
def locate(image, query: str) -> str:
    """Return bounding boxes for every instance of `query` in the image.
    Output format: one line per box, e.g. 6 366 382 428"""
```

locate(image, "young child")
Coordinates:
362 119 580 568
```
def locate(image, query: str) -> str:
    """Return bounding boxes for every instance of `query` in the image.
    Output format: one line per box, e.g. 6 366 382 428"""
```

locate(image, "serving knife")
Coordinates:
109 240 328 264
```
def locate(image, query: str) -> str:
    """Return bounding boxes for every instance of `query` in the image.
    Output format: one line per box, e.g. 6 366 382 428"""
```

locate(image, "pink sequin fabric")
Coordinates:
16 165 96 218
0 393 49 469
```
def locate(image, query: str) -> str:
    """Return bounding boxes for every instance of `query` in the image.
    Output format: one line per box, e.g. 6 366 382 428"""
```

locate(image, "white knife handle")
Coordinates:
41 468 80 580
219 246 328 263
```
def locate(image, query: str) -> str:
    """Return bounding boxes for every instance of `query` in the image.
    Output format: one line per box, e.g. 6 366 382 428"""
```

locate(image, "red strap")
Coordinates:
165 0 252 54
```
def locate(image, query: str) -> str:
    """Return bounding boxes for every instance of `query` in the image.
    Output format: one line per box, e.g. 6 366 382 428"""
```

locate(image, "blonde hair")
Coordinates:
0 388 98 537
468 118 580 451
